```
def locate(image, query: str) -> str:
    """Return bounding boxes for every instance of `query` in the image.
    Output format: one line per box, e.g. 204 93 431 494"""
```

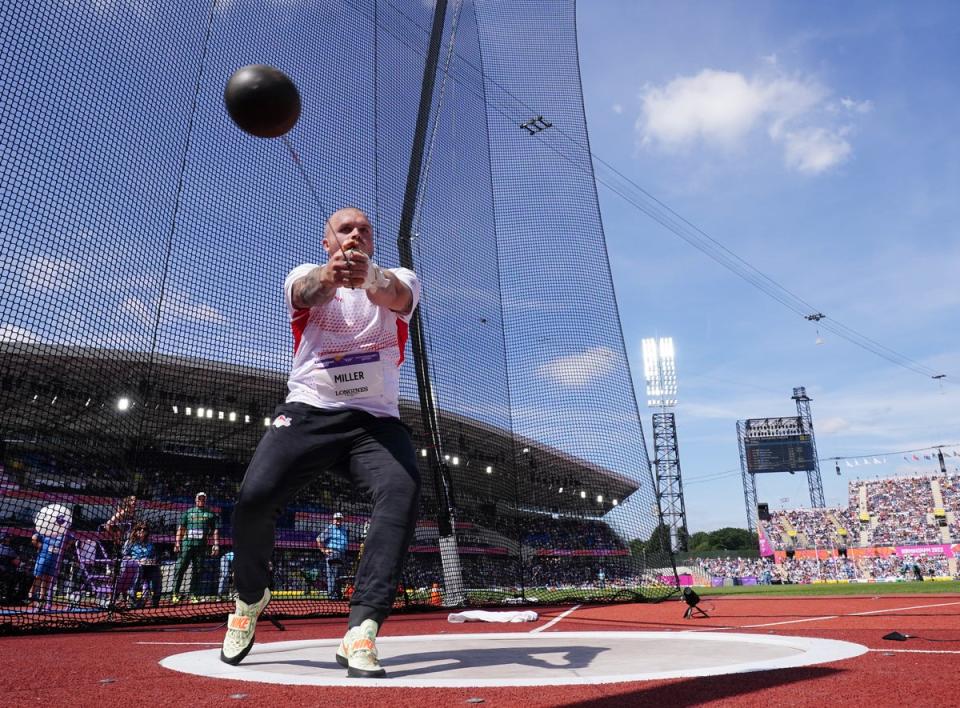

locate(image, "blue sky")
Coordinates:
576 1 960 531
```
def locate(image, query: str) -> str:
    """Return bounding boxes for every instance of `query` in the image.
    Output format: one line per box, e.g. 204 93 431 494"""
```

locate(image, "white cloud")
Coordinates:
839 97 873 114
23 256 82 293
122 291 226 327
0 324 43 343
536 346 619 387
612 103 623 114
639 70 771 147
782 127 851 174
636 66 864 174
818 417 851 435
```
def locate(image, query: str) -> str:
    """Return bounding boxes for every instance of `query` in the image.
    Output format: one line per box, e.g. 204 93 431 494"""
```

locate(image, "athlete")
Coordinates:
221 207 421 678
171 491 219 603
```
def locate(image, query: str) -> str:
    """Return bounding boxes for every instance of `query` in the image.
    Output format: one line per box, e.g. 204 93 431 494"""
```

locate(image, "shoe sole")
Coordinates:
219 633 255 666
337 650 385 677
347 664 386 678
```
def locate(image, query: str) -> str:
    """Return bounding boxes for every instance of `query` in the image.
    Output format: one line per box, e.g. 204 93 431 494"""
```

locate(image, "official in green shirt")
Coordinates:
171 491 219 603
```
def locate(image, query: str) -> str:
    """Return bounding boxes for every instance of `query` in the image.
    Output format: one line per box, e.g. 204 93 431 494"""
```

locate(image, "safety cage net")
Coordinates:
0 0 675 632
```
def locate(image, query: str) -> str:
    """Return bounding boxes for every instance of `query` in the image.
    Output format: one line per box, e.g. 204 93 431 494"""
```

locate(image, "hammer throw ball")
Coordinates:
224 64 301 138
35 503 73 537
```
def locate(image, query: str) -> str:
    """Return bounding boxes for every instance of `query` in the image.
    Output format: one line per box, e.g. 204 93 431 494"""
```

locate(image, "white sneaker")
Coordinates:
336 619 385 678
220 588 271 665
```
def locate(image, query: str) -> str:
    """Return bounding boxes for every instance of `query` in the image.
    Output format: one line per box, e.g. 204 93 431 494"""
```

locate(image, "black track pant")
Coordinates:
232 402 421 628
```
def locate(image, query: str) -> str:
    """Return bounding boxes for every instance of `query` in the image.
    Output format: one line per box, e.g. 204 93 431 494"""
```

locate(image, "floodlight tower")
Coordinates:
792 387 825 508
642 337 689 552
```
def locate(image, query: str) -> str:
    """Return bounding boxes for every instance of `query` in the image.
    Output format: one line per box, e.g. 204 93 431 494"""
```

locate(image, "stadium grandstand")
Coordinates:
692 473 960 587
0 339 667 631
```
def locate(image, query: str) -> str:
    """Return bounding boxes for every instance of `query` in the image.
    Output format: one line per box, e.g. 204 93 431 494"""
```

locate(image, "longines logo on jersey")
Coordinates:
272 415 292 428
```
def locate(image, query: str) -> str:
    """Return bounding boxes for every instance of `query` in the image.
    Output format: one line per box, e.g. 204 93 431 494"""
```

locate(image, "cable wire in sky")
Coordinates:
345 0 951 384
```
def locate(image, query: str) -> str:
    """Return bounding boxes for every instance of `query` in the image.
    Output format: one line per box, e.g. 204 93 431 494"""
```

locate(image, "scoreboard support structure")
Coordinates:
792 387 826 510
738 386 825 532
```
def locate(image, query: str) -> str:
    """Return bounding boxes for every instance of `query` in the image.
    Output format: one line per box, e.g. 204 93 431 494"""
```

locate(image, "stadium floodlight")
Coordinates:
116 397 130 411
612 499 619 506
486 466 492 474
642 336 678 407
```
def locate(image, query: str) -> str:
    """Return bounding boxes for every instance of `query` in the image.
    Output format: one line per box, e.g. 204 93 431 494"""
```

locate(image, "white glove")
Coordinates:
360 262 391 291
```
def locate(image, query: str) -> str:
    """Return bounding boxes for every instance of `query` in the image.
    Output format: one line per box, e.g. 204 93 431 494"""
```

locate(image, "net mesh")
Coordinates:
0 0 675 632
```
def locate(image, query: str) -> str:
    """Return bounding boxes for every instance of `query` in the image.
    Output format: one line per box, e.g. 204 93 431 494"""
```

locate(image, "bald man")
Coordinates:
221 208 421 678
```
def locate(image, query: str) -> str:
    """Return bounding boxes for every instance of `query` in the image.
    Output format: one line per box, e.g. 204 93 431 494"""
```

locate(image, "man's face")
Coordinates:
196 496 206 508
323 209 373 258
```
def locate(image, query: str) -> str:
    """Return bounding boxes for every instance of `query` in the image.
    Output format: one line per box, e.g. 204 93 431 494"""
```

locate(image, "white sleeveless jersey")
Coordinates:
283 263 420 418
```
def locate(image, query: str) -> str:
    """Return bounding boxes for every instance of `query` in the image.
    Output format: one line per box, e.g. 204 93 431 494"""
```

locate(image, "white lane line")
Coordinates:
868 648 960 654
681 599 960 633
740 615 840 629
530 604 581 634
849 600 960 616
680 616 839 632
137 641 222 645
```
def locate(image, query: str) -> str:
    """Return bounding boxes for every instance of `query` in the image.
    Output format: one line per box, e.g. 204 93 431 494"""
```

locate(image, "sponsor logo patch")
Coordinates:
350 638 375 652
228 614 251 631
272 415 292 428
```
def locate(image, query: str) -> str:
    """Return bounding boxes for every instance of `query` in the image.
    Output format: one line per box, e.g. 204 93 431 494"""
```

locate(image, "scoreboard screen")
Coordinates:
745 434 815 474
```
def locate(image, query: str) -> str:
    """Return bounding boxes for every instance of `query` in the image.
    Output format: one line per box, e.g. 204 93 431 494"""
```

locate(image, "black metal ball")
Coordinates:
224 64 301 139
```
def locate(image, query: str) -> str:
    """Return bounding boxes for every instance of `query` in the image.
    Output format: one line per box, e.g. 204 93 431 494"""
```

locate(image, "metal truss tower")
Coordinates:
642 337 689 552
652 412 689 551
792 386 826 509
737 419 759 533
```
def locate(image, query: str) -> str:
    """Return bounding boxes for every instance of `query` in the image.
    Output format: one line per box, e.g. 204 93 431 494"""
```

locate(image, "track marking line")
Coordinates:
684 598 960 633
849 599 960 616
136 642 222 645
868 648 960 654
681 616 839 632
740 616 840 628
530 604 580 633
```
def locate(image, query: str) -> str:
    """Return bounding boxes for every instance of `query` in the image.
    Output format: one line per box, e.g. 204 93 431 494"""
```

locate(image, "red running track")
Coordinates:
2 593 959 707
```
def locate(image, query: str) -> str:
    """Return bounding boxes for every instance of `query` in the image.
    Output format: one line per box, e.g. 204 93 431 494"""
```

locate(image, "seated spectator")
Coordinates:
122 523 161 608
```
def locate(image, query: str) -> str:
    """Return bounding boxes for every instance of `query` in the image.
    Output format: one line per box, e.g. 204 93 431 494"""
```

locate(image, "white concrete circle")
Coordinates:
160 631 868 687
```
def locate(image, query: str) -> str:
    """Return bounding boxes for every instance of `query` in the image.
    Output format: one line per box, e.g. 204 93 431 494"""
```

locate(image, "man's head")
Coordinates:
323 207 373 258
195 492 207 507
333 512 343 524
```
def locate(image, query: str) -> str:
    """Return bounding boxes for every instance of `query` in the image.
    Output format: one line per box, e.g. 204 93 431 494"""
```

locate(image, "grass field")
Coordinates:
466 580 960 604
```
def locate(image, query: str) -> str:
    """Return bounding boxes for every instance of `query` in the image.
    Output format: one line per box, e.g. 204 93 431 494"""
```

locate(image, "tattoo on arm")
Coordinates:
292 266 335 309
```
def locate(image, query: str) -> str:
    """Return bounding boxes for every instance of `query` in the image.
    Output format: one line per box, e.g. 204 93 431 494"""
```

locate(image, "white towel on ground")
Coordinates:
447 610 539 623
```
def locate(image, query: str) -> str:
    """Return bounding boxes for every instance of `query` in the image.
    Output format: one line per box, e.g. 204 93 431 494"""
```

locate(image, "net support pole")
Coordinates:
395 0 464 606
